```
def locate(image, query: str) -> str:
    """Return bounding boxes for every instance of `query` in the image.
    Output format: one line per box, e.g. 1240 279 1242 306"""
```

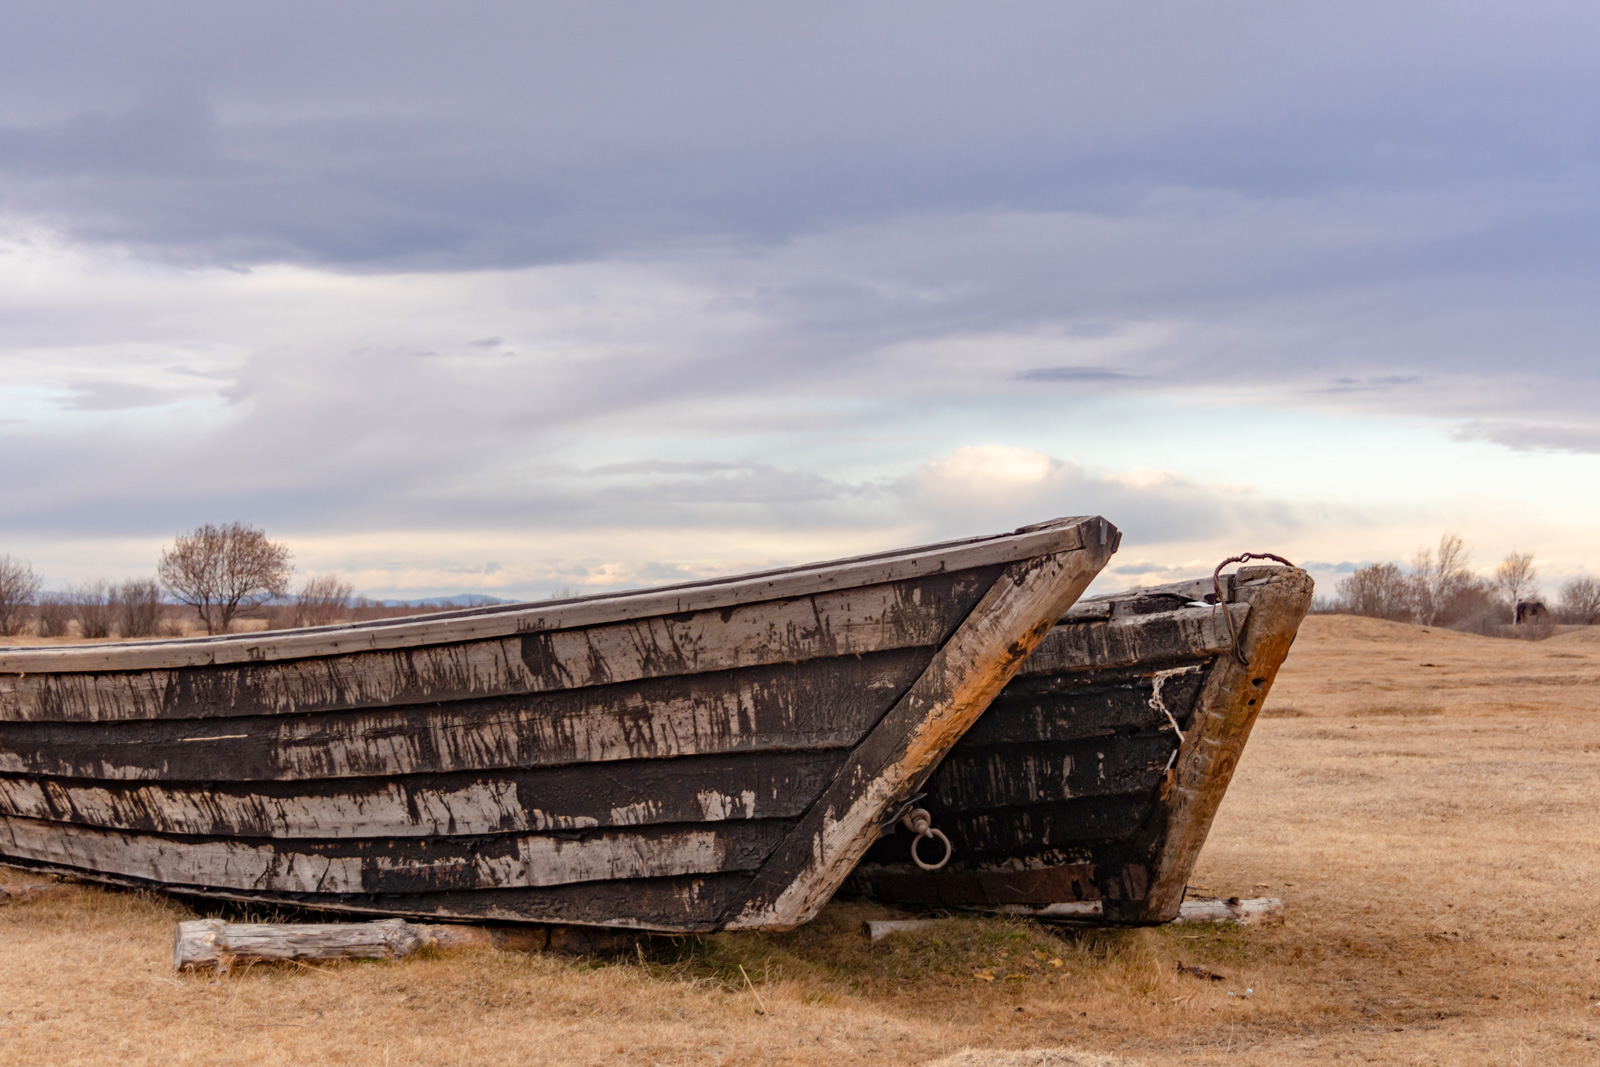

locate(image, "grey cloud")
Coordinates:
1 4 1598 270
1453 420 1600 454
60 382 184 411
1016 367 1141 383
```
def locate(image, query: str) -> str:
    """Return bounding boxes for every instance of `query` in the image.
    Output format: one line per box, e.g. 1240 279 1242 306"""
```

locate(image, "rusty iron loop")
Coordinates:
902 808 953 870
910 828 952 871
1211 552 1296 667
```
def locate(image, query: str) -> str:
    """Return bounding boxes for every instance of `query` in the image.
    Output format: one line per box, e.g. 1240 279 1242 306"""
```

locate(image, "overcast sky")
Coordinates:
3 2 1597 600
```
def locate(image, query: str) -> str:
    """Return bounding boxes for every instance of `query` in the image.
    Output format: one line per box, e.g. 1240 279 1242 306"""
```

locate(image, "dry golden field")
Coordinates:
2 615 1598 1065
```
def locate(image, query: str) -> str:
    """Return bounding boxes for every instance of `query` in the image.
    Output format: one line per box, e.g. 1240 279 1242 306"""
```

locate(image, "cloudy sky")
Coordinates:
3 2 1597 600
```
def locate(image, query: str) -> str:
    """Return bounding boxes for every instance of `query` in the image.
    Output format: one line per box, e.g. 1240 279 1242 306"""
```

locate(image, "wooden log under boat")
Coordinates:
0 516 1117 932
851 564 1313 924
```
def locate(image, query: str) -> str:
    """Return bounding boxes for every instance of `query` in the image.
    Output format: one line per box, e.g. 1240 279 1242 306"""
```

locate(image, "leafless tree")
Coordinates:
34 594 71 637
69 580 115 639
1409 533 1474 625
157 522 293 635
1559 576 1600 625
0 555 42 637
111 578 164 638
292 574 354 628
1336 563 1412 621
1494 551 1538 624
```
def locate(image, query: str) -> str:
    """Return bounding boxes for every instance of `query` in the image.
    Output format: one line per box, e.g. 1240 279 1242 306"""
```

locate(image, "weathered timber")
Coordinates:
729 537 1114 930
926 729 1179 809
1130 568 1314 921
0 524 1090 675
0 516 1118 931
1171 896 1283 925
173 917 628 972
862 918 942 940
0 650 927 782
855 566 1312 925
0 750 839 838
959 667 1208 746
0 813 792 893
0 572 989 724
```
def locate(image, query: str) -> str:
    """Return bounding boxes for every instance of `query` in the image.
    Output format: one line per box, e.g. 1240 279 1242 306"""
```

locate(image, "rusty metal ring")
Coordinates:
910 827 952 871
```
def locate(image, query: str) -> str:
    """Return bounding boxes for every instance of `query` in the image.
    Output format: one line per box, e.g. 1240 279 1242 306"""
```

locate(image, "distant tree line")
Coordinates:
1329 533 1600 631
0 523 358 640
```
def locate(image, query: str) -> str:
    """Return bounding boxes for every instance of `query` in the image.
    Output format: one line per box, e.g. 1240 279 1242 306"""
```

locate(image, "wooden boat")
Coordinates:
0 516 1117 932
852 562 1313 924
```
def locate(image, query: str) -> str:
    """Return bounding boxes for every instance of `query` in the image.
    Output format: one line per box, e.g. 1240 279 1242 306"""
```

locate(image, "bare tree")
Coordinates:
69 580 115 639
1336 563 1412 621
1409 533 1473 626
1494 551 1538 624
0 555 42 637
1559 576 1600 625
157 523 293 635
34 593 71 637
291 574 354 628
111 578 163 638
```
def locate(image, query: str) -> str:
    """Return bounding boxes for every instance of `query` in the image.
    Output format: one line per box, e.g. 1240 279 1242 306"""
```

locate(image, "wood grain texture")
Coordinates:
1010 602 1247 678
0 648 927 781
0 516 1119 931
1128 567 1315 921
858 568 1310 925
0 571 992 724
0 522 1087 674
0 812 789 893
958 666 1208 746
0 750 839 838
924 729 1179 811
729 523 1119 930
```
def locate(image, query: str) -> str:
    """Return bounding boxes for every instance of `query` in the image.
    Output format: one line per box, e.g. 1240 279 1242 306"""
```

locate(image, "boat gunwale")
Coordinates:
0 517 1099 674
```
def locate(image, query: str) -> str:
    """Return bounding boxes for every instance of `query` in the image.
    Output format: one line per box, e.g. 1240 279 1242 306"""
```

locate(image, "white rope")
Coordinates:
1149 664 1203 770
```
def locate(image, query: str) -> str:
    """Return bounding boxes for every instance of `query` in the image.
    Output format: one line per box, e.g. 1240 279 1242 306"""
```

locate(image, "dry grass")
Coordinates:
2 616 1598 1065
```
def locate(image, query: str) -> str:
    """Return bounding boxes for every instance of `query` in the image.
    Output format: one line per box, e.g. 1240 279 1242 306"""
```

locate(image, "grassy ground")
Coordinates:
2 616 1597 1065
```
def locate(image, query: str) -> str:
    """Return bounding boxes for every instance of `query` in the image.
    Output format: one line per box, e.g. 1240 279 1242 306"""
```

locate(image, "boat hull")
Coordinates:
853 565 1313 923
0 517 1118 931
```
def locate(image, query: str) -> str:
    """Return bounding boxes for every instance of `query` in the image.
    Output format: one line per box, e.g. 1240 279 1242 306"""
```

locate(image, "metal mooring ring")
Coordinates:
910 827 953 871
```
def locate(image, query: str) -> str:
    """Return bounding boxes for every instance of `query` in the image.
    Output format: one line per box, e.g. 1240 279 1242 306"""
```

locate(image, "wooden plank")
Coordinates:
1173 896 1283 925
174 917 432 970
1013 603 1248 676
0 749 840 838
173 918 568 972
859 861 1153 907
0 570 993 724
0 859 748 931
923 795 1154 860
0 813 790 894
959 668 1207 746
726 520 1118 931
861 863 1101 906
1127 567 1315 922
0 519 1096 674
862 918 944 941
923 730 1178 811
0 648 927 781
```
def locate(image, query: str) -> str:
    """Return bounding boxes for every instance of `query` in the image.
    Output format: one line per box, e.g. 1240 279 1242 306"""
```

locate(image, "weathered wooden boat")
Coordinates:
0 516 1117 932
852 561 1313 924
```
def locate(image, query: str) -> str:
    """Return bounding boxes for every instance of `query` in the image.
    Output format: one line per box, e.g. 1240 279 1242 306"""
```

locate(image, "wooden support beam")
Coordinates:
172 918 628 972
862 919 945 941
1173 896 1283 925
